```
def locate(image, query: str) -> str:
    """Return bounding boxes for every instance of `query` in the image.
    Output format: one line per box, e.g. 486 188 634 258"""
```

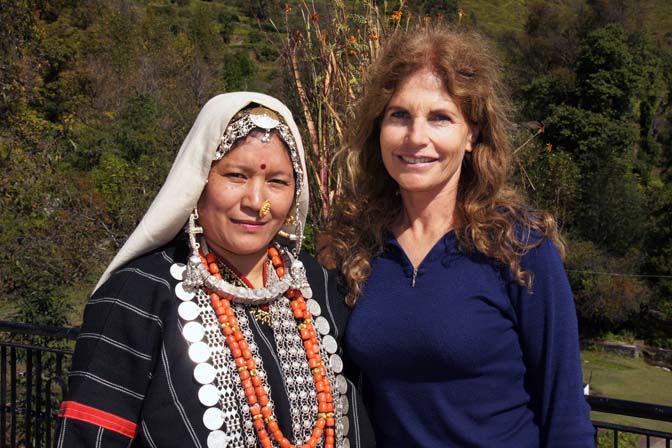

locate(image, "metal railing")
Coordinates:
1 320 671 447
0 321 78 448
587 395 672 447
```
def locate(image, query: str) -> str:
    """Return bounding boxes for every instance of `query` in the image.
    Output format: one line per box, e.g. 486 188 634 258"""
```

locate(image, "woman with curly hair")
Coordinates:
324 27 594 446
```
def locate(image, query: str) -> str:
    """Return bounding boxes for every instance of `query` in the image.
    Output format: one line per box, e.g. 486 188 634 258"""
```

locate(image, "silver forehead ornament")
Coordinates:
248 107 281 142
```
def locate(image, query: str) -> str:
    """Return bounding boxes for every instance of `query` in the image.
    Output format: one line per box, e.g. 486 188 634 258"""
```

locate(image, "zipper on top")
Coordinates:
411 267 418 288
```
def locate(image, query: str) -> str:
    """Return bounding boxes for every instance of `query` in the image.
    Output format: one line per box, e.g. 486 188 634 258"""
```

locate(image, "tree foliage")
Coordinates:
510 2 671 340
0 0 671 346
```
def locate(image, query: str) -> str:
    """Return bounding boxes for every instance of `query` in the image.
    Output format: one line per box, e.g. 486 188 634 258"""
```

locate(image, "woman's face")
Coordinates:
197 131 295 264
379 69 476 197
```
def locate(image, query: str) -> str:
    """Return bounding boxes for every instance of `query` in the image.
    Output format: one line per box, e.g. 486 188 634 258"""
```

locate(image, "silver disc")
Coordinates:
342 437 350 448
306 299 321 317
183 322 205 343
340 394 349 411
329 354 343 373
301 286 313 299
314 316 330 335
194 363 217 384
170 263 186 281
189 342 211 363
178 301 200 321
207 430 228 448
335 375 348 395
341 415 350 435
199 384 220 407
249 106 280 129
203 407 224 430
175 282 195 301
322 335 338 354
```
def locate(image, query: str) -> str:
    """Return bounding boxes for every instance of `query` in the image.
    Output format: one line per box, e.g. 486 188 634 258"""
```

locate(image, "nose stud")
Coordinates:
259 199 271 218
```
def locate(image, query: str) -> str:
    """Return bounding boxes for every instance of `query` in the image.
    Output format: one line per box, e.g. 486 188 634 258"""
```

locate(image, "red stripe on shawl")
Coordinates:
59 401 137 439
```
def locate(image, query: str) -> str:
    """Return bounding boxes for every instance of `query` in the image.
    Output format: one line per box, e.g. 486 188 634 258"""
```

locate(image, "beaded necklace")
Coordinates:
201 246 336 448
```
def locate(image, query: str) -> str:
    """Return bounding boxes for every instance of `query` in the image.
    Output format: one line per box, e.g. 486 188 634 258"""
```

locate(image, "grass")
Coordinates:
640 0 672 43
582 350 672 433
457 0 527 37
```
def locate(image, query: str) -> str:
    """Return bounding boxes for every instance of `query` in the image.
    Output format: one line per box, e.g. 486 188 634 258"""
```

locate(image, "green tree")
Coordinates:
566 238 653 334
575 24 639 118
221 51 258 91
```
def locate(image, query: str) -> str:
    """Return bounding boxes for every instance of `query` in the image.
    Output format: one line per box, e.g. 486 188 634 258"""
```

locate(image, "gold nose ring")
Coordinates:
259 199 271 218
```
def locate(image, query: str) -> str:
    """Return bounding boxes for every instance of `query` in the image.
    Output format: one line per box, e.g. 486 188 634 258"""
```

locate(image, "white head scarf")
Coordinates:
95 92 310 291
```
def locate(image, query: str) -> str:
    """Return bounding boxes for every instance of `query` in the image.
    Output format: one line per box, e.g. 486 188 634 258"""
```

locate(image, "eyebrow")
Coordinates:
266 169 294 179
218 162 293 176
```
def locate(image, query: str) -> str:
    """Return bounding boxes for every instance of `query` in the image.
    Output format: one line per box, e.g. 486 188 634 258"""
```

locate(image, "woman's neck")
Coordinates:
393 184 460 268
396 181 459 232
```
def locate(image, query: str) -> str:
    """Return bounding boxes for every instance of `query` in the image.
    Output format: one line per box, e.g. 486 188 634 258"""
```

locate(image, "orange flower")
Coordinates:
311 13 319 21
391 10 402 21
545 143 553 152
423 15 432 23
285 4 292 13
458 8 465 18
348 35 358 43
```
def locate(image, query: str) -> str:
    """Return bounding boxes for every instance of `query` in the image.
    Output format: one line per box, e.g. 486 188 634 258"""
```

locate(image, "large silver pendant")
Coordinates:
288 259 313 299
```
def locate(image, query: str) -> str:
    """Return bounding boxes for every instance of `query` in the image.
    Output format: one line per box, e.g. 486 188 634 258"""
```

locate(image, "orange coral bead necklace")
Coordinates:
202 246 336 448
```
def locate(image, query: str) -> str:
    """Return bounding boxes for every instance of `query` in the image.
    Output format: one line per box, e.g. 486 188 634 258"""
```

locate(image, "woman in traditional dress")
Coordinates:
325 27 595 447
56 92 372 448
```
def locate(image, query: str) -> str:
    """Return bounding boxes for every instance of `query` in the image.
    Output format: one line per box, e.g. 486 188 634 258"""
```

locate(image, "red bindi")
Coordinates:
260 163 267 170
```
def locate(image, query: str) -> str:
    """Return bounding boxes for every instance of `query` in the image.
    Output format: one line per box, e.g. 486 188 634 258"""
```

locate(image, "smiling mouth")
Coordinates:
231 219 266 227
398 155 436 164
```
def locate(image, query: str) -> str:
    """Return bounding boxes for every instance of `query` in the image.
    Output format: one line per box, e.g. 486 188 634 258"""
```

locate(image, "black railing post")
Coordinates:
45 377 53 448
1 345 6 448
36 350 43 447
10 347 16 448
26 347 33 447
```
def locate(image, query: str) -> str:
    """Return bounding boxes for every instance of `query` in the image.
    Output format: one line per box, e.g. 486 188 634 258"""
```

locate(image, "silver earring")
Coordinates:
186 208 203 253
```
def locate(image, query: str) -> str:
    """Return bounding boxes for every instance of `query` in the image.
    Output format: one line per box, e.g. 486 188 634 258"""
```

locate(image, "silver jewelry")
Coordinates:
183 237 313 305
172 246 350 447
214 106 304 200
176 205 348 446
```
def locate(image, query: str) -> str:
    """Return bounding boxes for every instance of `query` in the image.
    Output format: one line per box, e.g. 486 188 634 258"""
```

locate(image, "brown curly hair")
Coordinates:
322 26 563 306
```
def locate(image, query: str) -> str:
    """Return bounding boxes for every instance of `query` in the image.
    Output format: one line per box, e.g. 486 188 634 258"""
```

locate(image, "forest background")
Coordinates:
1 0 672 349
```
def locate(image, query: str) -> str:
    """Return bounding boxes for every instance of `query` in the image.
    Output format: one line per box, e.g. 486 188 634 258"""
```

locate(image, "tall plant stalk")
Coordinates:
279 0 410 228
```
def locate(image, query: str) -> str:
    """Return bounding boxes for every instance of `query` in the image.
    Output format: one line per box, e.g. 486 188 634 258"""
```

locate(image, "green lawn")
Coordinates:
582 350 672 433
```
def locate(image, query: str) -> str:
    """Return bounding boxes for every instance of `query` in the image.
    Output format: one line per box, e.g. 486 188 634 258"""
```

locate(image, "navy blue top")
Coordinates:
344 231 594 447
